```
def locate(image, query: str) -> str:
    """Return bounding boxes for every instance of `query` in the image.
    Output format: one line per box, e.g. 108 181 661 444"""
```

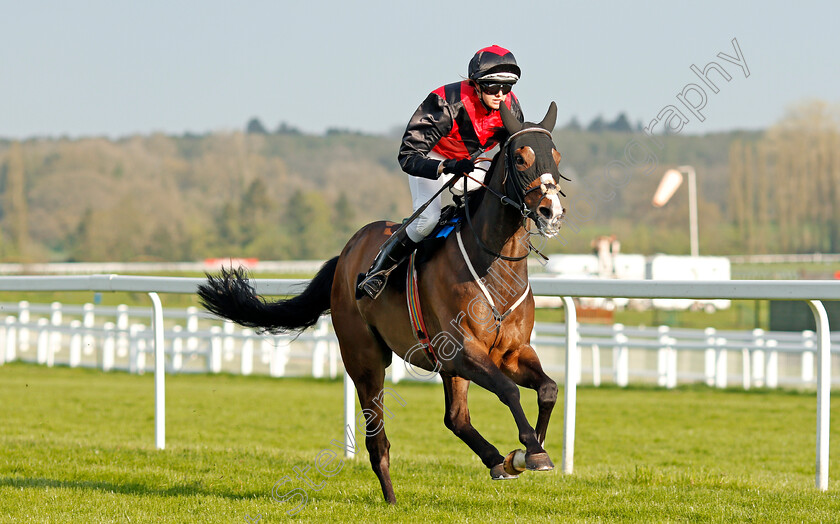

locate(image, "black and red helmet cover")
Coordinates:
468 45 521 82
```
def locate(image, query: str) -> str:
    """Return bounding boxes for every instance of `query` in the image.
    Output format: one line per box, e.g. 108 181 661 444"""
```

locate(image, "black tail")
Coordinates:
197 256 339 335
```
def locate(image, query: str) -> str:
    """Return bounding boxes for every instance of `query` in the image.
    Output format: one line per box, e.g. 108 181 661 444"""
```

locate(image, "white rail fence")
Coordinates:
0 302 343 379
3 300 838 392
0 275 836 492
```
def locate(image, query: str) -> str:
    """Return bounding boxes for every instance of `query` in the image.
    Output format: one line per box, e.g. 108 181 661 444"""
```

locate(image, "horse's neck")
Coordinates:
462 160 530 275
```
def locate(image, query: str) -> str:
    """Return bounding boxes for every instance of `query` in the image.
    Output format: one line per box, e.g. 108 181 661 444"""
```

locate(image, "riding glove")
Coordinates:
442 158 474 177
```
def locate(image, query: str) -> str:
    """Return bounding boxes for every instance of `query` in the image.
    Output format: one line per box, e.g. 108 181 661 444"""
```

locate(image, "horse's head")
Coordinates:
499 102 566 238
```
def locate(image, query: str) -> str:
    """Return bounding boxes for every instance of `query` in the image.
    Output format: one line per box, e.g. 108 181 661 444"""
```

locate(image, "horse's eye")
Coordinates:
515 155 525 165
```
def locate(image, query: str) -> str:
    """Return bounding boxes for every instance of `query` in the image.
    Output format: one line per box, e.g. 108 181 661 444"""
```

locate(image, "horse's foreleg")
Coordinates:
457 348 551 470
502 344 558 446
441 374 506 470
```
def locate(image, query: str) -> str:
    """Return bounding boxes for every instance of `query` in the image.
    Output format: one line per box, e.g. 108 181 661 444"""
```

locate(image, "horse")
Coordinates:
197 102 567 504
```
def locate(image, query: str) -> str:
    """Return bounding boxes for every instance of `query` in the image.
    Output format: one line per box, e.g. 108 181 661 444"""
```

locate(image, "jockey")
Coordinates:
359 45 525 299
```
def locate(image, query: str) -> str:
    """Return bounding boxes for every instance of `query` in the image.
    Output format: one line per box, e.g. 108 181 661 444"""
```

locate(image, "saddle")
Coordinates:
415 204 465 263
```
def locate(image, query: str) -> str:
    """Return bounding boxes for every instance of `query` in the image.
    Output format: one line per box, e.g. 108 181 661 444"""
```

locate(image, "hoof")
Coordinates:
490 463 519 480
525 451 555 471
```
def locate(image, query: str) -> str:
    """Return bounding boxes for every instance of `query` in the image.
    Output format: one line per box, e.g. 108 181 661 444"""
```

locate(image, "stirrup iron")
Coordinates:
359 265 400 300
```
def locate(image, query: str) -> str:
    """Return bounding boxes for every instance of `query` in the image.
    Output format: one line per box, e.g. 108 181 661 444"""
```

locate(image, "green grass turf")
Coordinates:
1 363 839 522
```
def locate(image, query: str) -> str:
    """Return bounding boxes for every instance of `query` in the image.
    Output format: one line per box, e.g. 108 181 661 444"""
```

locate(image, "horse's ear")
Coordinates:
538 102 558 132
499 102 522 135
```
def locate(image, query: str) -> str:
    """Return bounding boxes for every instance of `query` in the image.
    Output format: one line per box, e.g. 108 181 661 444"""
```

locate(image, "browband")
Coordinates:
503 127 552 149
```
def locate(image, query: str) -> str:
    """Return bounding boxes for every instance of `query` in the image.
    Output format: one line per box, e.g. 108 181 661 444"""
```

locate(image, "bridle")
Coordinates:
462 127 564 262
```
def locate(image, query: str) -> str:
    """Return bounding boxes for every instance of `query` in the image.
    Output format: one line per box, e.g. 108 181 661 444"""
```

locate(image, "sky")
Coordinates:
2 0 838 139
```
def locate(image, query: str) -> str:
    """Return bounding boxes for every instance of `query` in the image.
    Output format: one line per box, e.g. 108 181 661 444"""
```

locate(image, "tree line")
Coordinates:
0 101 834 263
729 100 840 254
0 132 407 263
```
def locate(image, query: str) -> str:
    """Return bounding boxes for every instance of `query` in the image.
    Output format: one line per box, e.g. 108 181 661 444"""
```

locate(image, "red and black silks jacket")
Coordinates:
398 80 524 180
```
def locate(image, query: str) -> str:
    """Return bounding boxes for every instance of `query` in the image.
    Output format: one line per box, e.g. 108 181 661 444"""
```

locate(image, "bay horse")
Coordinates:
198 102 567 504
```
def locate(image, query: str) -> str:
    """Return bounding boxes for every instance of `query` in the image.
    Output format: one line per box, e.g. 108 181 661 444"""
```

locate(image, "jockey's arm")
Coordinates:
398 92 453 180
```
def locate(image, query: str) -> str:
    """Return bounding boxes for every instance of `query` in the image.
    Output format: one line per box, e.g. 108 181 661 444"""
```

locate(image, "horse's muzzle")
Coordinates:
536 212 564 238
535 173 564 237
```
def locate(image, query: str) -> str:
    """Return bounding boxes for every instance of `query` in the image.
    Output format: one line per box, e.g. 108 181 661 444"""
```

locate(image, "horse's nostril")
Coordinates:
538 206 552 220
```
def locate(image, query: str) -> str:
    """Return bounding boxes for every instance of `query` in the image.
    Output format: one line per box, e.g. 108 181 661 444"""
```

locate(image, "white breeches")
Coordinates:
405 152 491 242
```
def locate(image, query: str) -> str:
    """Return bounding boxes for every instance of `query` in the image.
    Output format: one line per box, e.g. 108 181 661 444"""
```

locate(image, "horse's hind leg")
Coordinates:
333 314 396 503
441 374 510 477
502 344 558 446
356 360 396 504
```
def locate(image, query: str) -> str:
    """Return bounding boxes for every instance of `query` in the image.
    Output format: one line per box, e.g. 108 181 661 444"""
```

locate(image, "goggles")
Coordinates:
478 82 514 96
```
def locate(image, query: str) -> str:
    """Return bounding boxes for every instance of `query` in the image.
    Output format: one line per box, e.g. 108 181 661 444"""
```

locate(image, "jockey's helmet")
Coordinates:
468 45 520 84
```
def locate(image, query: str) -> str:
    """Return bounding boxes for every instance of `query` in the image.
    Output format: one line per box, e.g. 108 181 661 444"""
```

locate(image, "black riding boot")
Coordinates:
357 228 418 300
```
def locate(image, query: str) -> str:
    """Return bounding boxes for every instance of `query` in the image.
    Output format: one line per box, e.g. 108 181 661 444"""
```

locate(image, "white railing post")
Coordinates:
131 324 146 374
267 337 285 377
391 354 405 384
129 324 139 374
37 318 50 366
171 326 183 372
657 326 669 387
209 326 222 373
704 327 716 386
241 329 254 376
312 317 329 378
667 337 678 389
808 300 831 491
751 329 765 387
116 304 129 358
137 324 149 374
591 344 601 387
329 338 339 379
69 320 82 367
742 348 751 390
561 296 578 475
802 330 815 383
715 337 728 388
613 324 628 387
765 339 778 389
50 301 63 358
223 320 235 365
0 319 5 366
148 292 165 451
344 369 356 459
3 317 15 363
530 322 537 349
83 303 96 355
186 306 199 358
18 300 30 353
102 322 116 372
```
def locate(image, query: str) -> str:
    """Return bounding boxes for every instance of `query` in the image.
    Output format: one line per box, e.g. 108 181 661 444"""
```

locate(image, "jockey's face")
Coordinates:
478 85 507 110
